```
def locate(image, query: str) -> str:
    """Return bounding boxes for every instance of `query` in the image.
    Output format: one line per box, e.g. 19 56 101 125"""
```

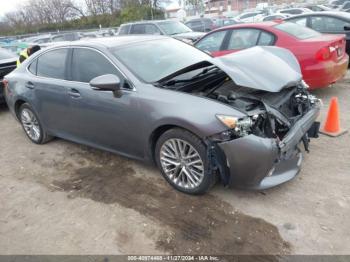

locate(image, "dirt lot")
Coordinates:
0 79 349 255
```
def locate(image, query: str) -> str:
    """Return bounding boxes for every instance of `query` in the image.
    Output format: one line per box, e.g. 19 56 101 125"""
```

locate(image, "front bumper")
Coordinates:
217 105 320 190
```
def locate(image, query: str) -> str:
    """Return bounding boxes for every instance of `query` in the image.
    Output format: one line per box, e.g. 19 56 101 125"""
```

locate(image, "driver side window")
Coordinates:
195 30 227 52
71 48 121 83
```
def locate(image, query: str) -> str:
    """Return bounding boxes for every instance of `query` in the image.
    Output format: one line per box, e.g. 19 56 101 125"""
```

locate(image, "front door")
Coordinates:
65 47 144 158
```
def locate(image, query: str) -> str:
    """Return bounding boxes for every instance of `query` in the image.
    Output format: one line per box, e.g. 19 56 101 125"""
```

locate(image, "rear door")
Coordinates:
195 30 229 56
27 48 71 135
221 28 275 54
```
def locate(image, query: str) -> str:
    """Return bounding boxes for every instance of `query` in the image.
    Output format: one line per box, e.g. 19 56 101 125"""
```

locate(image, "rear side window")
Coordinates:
288 17 308 26
37 49 68 79
130 24 161 35
119 25 131 35
28 59 37 75
227 29 260 49
275 22 321 39
310 16 347 31
258 31 275 45
71 48 120 83
190 21 203 27
195 30 227 52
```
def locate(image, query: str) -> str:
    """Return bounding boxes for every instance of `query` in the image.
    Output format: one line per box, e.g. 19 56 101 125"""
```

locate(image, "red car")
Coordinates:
194 21 349 89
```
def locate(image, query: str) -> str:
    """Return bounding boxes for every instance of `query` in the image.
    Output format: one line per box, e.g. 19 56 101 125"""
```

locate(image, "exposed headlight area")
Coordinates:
216 115 254 137
210 115 255 142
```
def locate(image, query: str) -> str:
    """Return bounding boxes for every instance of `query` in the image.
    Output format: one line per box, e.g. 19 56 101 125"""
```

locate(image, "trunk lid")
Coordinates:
301 33 347 61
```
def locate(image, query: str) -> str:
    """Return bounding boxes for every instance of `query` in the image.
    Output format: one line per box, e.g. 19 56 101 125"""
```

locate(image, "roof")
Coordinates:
121 20 171 26
214 21 279 31
285 11 350 20
46 35 169 49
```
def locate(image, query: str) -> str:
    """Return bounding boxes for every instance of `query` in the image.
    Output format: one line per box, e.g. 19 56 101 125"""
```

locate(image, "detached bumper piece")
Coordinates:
218 106 320 190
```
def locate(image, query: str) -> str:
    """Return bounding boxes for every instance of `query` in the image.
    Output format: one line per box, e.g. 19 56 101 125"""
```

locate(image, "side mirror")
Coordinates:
90 74 121 91
344 25 350 31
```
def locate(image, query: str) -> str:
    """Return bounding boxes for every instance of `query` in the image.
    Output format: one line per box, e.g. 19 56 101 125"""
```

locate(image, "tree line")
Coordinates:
0 0 168 36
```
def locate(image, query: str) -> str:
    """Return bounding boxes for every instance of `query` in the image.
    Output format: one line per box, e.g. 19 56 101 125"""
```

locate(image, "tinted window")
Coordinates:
227 29 260 49
157 21 192 35
310 16 347 31
119 24 130 35
240 12 258 19
71 48 120 83
112 38 210 83
263 15 284 21
258 31 275 45
280 9 302 14
37 49 68 79
130 24 161 35
52 35 65 42
203 19 213 26
190 21 203 27
28 59 37 75
195 30 227 52
288 17 308 26
275 22 321 39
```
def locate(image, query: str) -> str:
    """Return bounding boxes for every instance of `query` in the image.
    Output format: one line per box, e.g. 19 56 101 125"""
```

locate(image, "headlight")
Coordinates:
216 115 253 137
216 115 238 129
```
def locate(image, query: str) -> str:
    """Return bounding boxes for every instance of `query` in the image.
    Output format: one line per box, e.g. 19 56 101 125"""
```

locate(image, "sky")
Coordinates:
0 0 28 17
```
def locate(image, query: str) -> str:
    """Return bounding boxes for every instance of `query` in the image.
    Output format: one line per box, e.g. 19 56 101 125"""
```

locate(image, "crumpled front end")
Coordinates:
209 84 321 190
217 105 319 190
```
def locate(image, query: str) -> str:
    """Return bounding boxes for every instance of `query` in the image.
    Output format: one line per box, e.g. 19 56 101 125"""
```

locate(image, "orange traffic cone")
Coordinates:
320 97 347 137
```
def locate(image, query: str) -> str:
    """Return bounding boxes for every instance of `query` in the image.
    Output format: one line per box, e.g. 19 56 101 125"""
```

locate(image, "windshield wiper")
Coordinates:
162 66 221 87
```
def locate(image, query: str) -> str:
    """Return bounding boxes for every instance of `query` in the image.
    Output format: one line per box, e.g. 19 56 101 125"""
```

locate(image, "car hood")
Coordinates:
173 31 205 40
210 46 302 92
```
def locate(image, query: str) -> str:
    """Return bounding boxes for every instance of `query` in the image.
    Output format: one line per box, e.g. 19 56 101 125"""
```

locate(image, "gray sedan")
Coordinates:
3 36 321 194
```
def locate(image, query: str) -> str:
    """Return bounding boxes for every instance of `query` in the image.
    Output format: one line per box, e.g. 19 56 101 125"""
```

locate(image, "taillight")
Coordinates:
315 46 331 61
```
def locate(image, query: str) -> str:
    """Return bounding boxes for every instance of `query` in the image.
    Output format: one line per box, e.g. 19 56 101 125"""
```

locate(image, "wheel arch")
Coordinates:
148 124 204 164
14 99 27 120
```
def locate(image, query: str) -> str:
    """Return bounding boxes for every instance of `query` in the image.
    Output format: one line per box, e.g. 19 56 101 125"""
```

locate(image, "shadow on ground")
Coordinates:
40 146 291 256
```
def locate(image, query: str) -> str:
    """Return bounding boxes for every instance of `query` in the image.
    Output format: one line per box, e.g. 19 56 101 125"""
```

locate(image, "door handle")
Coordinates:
68 88 81 98
25 81 35 89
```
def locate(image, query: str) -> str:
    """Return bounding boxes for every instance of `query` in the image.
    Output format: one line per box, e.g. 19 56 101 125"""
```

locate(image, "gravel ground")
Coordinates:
0 79 349 255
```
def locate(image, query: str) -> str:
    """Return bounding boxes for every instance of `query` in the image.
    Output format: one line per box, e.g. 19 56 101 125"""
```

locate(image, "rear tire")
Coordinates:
155 128 216 195
19 103 52 144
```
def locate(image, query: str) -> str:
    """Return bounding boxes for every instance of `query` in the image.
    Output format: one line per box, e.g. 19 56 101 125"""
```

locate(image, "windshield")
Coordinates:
0 48 16 60
157 21 192 35
275 22 321 39
112 38 210 83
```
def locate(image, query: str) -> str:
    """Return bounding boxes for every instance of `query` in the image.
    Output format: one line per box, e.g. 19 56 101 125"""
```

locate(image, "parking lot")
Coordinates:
0 75 349 255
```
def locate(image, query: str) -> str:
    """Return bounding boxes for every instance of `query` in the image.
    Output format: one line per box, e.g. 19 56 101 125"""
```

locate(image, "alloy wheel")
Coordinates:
20 108 41 142
160 138 204 189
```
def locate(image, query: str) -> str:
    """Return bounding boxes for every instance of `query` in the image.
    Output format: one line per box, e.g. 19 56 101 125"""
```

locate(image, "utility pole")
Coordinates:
151 0 154 20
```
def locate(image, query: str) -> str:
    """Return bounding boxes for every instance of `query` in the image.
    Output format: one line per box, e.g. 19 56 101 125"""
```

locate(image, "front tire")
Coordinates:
19 103 52 144
155 128 215 195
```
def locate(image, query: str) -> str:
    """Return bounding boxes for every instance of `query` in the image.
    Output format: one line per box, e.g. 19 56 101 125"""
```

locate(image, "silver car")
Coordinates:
4 36 321 194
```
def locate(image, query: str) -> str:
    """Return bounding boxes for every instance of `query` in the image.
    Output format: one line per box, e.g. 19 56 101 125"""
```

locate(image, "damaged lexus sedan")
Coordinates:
4 36 321 194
